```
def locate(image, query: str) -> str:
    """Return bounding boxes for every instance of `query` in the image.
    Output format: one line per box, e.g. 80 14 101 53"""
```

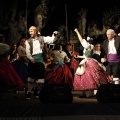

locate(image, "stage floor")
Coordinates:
0 90 97 104
0 90 120 120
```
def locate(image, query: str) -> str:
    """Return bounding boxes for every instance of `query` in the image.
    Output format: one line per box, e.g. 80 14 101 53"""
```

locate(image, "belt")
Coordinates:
32 53 42 56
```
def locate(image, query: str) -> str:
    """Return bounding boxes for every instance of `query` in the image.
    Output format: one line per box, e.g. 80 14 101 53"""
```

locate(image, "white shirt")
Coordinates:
52 50 70 63
108 39 117 54
81 39 94 58
25 34 55 60
93 50 101 56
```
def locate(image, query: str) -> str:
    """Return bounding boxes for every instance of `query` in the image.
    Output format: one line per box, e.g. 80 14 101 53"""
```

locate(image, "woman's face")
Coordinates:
20 39 26 45
12 44 17 50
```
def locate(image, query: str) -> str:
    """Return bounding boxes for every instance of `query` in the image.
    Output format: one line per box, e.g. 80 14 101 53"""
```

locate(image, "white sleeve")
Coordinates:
25 40 33 60
43 34 55 44
81 39 91 49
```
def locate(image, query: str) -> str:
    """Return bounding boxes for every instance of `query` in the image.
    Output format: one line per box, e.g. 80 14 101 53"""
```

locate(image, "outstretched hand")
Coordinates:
74 28 78 33
53 31 59 35
74 28 83 42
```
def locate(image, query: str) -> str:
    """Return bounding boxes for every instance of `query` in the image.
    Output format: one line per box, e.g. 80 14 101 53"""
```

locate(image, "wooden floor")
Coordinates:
0 90 98 104
0 90 120 120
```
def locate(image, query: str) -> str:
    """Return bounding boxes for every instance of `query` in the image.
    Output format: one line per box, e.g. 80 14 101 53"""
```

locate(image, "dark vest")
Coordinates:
27 36 44 55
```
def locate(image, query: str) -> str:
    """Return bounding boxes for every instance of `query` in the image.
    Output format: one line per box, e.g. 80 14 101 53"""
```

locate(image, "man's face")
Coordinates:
106 33 114 40
66 45 72 51
94 44 100 51
29 29 36 38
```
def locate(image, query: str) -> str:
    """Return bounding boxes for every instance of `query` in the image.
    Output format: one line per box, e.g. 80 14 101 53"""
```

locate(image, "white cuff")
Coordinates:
113 78 119 81
114 81 120 84
27 77 34 82
36 79 45 83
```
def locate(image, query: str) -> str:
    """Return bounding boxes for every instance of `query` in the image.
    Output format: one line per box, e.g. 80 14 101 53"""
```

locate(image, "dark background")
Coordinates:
1 0 120 35
27 0 120 34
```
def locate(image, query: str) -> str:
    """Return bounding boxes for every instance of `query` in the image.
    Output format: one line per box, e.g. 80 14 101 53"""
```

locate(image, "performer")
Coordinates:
17 37 29 65
25 26 58 99
44 44 73 88
73 28 112 97
101 29 120 84
64 43 79 78
0 43 25 96
42 43 54 68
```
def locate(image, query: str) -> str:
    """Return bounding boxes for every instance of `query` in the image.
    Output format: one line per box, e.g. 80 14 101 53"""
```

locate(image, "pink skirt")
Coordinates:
73 58 112 90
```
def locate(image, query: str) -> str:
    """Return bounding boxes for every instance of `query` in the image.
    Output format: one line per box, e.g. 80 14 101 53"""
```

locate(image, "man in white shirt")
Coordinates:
25 26 58 99
101 29 120 84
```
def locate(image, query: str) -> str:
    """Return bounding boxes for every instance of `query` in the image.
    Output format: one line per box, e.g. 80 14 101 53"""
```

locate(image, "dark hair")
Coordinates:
54 44 62 50
0 34 5 43
87 39 94 45
17 37 26 46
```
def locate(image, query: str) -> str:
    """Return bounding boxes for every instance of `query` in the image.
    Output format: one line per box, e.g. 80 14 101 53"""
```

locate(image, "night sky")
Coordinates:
1 0 120 35
41 0 120 34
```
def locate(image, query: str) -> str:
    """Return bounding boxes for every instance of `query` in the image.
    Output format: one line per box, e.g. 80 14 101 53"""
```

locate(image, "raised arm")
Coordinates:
74 28 83 43
43 31 59 44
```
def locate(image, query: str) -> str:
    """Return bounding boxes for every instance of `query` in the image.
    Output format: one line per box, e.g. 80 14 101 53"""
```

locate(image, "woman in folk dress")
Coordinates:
73 28 112 97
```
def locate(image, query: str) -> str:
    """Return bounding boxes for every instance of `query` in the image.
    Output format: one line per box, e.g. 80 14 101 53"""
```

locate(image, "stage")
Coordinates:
0 90 120 120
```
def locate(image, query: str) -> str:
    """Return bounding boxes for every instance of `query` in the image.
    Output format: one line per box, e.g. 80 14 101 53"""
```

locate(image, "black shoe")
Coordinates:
24 87 28 96
34 88 40 99
12 89 18 98
12 93 17 98
78 95 86 98
86 95 96 98
26 92 31 100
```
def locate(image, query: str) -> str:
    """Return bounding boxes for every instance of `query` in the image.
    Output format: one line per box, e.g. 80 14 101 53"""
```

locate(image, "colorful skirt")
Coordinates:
73 58 112 90
45 62 73 88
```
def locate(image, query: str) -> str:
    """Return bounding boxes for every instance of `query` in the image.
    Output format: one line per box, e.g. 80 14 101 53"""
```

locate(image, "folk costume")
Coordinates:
73 28 112 97
44 44 73 89
0 43 25 92
25 26 58 99
102 29 120 84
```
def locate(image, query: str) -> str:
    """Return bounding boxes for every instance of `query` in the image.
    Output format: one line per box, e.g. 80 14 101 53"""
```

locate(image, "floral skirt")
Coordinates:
73 58 112 90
